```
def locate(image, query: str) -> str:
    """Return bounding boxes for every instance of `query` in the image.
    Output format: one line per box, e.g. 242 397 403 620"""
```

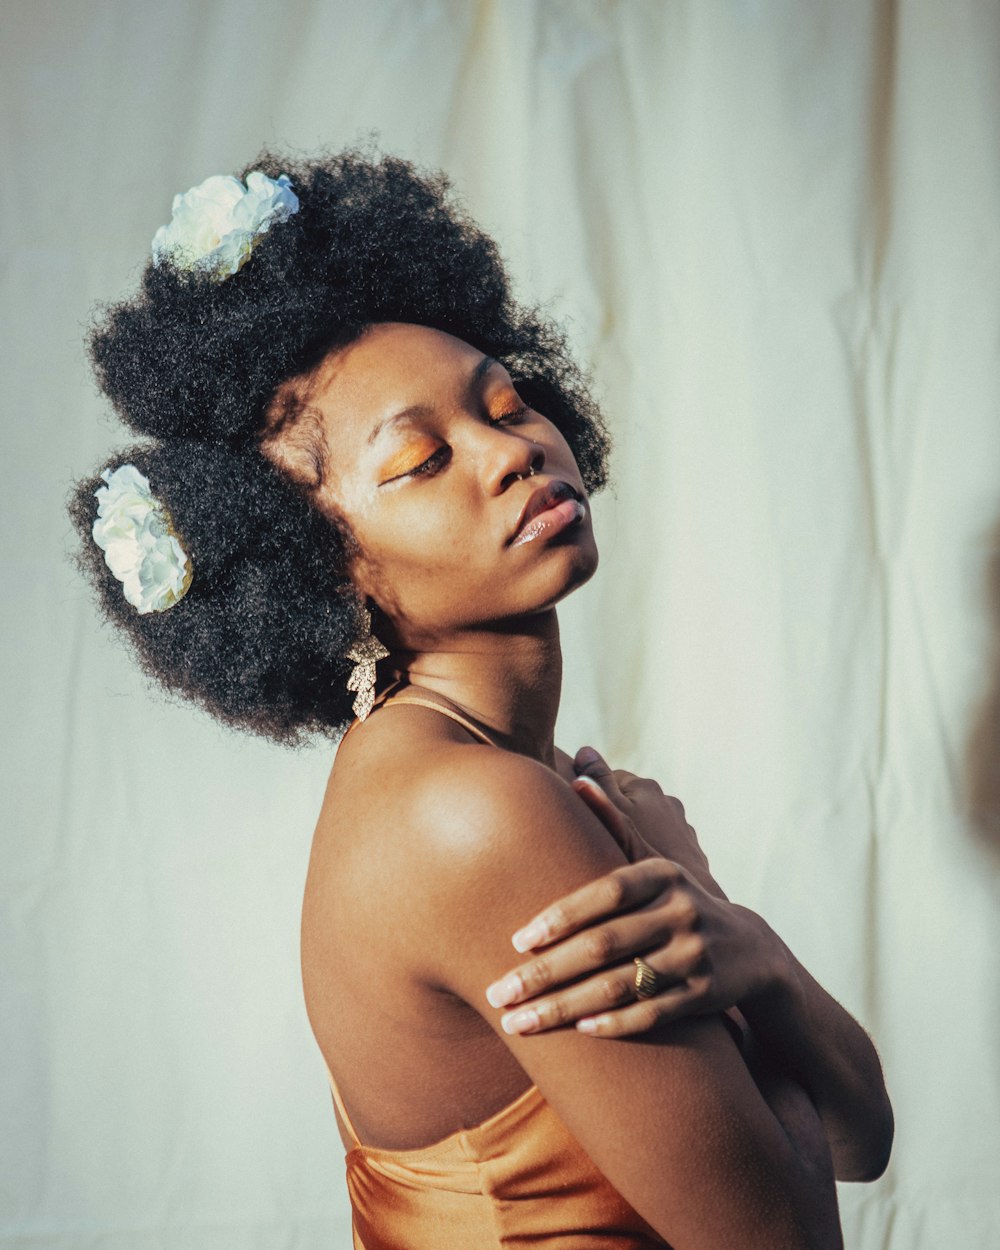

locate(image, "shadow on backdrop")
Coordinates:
965 514 1000 861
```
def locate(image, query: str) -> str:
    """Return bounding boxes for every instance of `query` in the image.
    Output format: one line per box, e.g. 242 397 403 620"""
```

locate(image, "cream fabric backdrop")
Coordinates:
3 1 999 1246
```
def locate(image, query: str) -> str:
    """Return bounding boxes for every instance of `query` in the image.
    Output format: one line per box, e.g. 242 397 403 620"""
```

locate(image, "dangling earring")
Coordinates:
344 605 390 721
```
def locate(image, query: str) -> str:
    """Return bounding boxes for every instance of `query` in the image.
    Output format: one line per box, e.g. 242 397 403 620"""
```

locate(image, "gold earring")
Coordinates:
344 606 390 721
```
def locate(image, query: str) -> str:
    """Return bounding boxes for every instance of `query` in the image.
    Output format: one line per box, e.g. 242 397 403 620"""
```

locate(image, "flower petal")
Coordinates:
151 170 299 278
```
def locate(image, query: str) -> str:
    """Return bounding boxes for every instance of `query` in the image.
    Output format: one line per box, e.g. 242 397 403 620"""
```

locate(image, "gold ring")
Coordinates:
633 956 663 1000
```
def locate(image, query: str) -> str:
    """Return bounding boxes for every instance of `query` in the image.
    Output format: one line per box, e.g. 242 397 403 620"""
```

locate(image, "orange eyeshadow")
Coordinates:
380 440 439 478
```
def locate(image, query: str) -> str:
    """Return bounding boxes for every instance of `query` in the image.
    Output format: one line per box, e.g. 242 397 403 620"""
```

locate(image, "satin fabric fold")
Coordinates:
332 1073 669 1249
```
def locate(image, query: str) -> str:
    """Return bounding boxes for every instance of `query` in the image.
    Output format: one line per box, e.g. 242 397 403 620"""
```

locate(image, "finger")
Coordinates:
509 858 680 953
573 744 610 778
617 772 667 802
571 775 625 825
573 747 628 804
498 958 687 1034
572 776 650 862
574 982 711 1038
501 958 710 1036
488 902 678 1008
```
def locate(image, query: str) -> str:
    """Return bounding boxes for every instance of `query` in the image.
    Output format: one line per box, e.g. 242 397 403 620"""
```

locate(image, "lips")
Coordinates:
508 480 582 545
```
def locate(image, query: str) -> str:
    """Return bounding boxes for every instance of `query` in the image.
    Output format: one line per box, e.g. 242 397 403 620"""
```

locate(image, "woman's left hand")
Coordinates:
484 752 786 1038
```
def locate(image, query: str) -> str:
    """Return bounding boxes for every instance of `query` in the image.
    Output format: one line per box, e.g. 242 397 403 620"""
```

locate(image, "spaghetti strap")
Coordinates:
379 694 500 747
338 674 406 746
339 673 501 749
321 1055 362 1147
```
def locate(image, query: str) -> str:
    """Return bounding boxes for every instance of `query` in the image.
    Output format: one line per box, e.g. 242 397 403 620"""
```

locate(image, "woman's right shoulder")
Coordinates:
334 697 541 798
322 703 553 857
379 737 843 1249
323 709 601 922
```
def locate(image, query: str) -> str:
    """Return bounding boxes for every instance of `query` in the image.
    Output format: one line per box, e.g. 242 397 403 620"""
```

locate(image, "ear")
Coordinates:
343 559 394 635
346 553 379 608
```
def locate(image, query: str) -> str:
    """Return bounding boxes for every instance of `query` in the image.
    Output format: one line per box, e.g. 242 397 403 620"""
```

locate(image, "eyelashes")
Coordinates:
490 404 530 426
403 405 531 480
407 445 450 478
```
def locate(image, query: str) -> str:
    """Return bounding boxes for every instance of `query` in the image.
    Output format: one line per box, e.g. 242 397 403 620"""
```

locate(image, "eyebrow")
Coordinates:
366 354 500 445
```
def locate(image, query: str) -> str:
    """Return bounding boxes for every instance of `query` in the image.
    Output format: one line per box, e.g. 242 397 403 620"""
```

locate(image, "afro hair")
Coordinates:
68 145 612 745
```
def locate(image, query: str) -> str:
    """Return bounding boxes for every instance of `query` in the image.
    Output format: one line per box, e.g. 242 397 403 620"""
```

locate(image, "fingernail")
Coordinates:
576 747 600 768
512 920 547 952
486 973 523 1008
576 1017 599 1034
574 776 602 793
502 1008 539 1034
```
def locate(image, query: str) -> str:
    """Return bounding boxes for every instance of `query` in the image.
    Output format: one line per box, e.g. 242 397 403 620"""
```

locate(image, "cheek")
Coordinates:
348 499 485 596
389 509 484 581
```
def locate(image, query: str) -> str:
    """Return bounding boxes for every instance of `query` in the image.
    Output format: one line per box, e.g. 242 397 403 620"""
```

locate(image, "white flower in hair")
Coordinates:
151 170 299 279
92 465 193 614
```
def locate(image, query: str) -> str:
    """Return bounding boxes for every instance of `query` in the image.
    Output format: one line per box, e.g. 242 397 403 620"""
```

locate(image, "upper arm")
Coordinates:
406 748 841 1250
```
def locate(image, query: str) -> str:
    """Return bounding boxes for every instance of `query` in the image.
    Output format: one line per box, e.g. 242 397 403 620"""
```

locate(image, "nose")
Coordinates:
485 430 546 494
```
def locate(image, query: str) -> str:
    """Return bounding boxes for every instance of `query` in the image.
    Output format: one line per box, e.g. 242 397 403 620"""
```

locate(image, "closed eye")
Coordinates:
385 405 533 483
406 444 451 478
408 406 527 479
489 404 530 425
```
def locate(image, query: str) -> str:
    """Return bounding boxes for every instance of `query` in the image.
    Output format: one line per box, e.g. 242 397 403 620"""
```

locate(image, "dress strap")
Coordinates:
339 673 501 749
378 694 500 747
338 674 406 746
320 1054 362 1147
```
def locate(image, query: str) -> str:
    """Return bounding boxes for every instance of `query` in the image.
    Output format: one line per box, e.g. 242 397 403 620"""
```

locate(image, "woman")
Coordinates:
70 148 892 1248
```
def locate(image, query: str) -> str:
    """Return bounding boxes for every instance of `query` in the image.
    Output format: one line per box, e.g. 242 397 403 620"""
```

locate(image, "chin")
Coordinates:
537 534 600 609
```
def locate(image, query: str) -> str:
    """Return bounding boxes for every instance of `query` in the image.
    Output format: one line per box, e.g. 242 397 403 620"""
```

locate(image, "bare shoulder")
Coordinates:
371 736 841 1249
405 733 597 857
325 699 576 846
311 703 573 941
431 756 630 941
316 710 609 988
337 718 607 894
310 713 840 1245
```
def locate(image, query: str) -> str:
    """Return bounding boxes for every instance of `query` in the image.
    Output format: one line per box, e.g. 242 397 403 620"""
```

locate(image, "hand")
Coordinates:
573 746 720 894
484 748 783 1038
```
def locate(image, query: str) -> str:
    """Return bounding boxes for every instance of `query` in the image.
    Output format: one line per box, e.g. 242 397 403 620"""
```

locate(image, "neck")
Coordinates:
390 610 563 768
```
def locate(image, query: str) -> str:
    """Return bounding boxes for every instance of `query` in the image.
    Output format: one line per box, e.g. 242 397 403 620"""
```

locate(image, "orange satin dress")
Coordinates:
324 1058 670 1249
322 679 743 1249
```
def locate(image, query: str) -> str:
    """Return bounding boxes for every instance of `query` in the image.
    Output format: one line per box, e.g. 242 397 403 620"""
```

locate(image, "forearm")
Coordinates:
674 858 892 1182
562 786 892 1183
731 908 894 1182
739 1021 839 1197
